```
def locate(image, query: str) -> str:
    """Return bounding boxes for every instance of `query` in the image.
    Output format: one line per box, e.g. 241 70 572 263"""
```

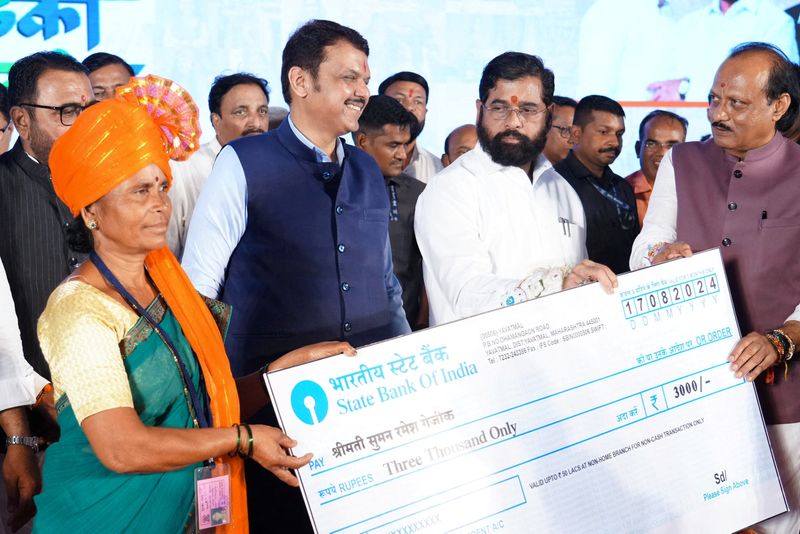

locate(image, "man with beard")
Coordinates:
625 110 687 225
555 95 639 274
379 71 443 183
0 51 93 379
167 72 270 259
415 52 616 327
0 51 91 531
182 20 409 532
631 43 800 533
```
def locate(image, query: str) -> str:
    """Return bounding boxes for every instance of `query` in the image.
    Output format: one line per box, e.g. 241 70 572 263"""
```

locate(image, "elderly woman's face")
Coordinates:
87 163 171 254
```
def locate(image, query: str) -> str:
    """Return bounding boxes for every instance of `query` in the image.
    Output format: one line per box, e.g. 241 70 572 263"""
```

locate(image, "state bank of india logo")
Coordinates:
290 380 329 425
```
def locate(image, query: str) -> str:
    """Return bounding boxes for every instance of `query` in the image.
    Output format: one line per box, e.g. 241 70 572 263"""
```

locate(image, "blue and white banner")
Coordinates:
4 1 800 175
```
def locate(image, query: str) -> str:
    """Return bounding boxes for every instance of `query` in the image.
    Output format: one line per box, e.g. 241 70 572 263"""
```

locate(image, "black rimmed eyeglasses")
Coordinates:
551 125 572 139
19 101 97 126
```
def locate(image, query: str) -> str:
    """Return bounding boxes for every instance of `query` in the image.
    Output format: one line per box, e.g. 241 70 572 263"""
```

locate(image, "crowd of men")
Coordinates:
1 14 800 534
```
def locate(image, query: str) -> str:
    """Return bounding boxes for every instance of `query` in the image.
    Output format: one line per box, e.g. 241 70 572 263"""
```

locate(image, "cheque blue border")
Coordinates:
313 332 734 484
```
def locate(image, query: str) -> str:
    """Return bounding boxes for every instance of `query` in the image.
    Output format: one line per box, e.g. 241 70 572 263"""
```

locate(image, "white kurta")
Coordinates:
167 137 222 260
0 257 47 412
403 144 443 184
415 146 587 326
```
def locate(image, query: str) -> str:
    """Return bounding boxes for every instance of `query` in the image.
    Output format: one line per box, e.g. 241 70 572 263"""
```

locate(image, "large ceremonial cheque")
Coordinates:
266 249 785 533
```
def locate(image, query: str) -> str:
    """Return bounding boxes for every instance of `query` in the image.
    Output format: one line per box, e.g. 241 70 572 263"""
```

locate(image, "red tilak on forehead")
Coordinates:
510 95 519 104
408 90 414 97
721 82 727 88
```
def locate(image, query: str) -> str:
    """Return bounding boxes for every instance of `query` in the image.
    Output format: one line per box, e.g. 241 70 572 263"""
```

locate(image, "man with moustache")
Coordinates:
625 110 687 225
415 52 616 327
555 95 638 274
543 95 577 165
167 72 270 259
631 43 800 533
182 20 409 532
441 123 477 167
354 95 427 329
379 71 443 183
0 51 94 379
0 51 92 532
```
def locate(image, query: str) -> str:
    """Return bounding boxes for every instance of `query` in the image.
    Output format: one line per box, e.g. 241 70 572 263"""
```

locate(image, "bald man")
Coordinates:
441 124 477 167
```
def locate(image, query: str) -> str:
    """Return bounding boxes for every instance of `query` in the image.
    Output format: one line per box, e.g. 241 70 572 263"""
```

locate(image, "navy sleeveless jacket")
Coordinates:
220 121 407 375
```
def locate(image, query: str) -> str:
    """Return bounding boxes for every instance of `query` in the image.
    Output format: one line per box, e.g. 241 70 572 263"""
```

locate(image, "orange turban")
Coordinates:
50 75 199 215
49 76 248 533
50 99 170 215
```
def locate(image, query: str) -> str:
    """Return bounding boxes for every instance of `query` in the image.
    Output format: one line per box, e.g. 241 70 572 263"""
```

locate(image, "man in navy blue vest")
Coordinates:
182 19 409 532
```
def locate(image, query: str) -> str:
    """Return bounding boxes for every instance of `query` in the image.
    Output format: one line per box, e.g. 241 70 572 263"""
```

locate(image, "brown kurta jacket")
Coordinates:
673 133 800 424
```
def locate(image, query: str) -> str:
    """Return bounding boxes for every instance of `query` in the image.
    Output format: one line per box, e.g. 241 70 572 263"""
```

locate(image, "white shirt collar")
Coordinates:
209 136 223 155
287 114 345 164
24 150 41 165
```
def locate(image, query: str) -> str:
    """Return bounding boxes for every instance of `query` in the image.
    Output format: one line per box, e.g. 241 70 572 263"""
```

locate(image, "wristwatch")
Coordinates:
5 435 39 453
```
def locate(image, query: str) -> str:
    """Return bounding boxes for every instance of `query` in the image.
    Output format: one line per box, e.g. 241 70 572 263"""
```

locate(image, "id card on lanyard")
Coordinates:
195 462 232 531
89 251 232 531
388 183 400 222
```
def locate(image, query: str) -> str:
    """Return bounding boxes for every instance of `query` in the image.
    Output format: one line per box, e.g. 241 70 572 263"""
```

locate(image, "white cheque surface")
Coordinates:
266 250 785 534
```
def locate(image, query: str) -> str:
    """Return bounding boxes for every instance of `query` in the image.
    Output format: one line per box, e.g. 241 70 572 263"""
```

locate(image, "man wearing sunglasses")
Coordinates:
543 95 577 165
555 95 639 275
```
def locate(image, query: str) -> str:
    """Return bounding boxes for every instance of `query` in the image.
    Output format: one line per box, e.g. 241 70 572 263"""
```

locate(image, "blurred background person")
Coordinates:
354 95 428 330
441 123 477 167
556 95 638 274
82 52 134 101
543 95 577 165
379 71 443 183
0 84 14 153
168 72 270 259
625 110 688 225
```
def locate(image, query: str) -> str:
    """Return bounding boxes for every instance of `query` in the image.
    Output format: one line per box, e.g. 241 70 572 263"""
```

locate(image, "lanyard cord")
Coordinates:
388 183 400 222
585 176 635 228
585 176 633 213
89 251 211 429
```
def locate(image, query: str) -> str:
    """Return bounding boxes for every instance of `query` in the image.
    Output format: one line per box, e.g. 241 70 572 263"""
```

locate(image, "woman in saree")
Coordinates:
32 75 353 533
